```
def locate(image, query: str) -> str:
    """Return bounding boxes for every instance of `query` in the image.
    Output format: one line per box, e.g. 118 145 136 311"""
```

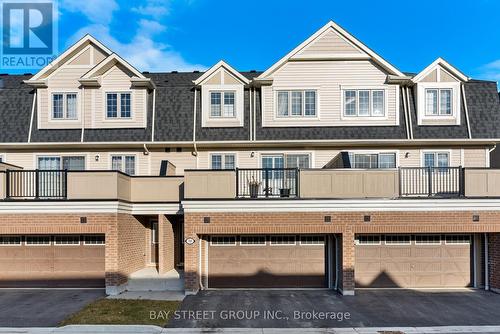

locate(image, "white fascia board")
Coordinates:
81 53 146 80
193 60 249 85
412 57 469 83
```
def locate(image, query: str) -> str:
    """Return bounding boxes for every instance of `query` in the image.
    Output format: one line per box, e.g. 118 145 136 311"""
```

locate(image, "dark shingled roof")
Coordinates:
0 72 499 143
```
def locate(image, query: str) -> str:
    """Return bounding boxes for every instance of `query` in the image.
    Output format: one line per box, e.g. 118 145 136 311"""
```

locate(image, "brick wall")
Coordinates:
158 214 175 274
184 211 500 293
489 233 500 292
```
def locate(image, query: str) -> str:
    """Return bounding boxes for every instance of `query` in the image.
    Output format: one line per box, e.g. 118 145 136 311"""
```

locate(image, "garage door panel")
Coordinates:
413 274 442 287
412 247 441 257
381 247 412 258
382 261 411 272
356 247 381 258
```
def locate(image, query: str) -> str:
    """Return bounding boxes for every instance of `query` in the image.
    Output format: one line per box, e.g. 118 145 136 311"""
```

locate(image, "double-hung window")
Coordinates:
277 90 316 117
106 92 132 118
425 89 452 116
210 91 235 118
111 155 136 175
343 89 385 117
52 93 78 119
348 152 396 169
423 152 449 168
210 153 236 170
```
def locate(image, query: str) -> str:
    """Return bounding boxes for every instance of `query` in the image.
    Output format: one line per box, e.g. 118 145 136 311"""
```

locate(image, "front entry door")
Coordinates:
150 220 159 264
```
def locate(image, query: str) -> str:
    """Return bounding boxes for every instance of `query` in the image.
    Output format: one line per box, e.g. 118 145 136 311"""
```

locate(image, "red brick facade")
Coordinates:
489 233 500 292
184 210 500 294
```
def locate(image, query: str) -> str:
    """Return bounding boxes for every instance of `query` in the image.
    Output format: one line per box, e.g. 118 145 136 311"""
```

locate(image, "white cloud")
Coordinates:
61 0 205 72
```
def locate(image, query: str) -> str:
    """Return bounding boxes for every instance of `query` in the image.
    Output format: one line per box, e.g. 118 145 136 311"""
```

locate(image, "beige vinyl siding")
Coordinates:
399 149 462 167
293 28 362 57
463 148 487 167
92 65 147 129
421 69 438 82
262 60 399 127
68 47 91 65
150 151 196 175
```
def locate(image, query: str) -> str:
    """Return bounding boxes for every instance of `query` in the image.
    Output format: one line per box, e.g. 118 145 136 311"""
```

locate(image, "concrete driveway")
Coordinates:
0 289 104 327
169 289 500 328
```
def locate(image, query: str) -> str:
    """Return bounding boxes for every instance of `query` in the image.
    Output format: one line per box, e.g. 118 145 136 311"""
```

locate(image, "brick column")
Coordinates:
158 214 175 274
341 229 355 295
184 213 200 294
104 214 126 295
489 233 500 293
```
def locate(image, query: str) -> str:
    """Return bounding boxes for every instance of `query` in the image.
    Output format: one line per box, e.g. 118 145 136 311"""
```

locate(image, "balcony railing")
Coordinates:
236 168 299 198
399 167 464 197
6 170 67 199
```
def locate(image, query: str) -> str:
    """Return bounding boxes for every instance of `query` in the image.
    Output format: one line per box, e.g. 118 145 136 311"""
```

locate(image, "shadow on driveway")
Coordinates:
0 289 105 327
168 289 500 328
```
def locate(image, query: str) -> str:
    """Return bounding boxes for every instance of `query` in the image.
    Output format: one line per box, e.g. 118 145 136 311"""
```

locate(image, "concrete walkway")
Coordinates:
107 290 185 301
2 325 500 333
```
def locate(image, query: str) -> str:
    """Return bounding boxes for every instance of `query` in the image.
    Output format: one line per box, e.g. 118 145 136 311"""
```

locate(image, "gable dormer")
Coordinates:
412 58 469 126
26 35 153 130
194 61 249 128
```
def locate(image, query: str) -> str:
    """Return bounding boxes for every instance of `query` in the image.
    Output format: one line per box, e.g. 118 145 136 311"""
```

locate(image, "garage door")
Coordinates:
208 235 327 288
0 235 105 288
355 234 471 288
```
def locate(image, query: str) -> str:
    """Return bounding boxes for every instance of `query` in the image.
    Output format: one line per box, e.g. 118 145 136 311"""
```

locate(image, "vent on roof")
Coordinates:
143 71 150 74
171 70 178 73
0 73 8 76
23 73 32 76
193 70 199 73
250 70 256 73
0 78 4 89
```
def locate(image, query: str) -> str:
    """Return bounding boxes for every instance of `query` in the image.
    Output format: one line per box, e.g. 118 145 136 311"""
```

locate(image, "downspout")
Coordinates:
333 234 340 291
253 87 257 141
151 88 156 142
192 87 199 167
405 86 414 139
489 144 497 154
199 236 204 289
249 86 253 141
401 86 410 140
80 87 85 142
27 91 37 143
485 233 489 291
461 83 472 139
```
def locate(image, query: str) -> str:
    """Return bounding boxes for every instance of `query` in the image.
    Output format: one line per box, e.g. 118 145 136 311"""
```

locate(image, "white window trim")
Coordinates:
239 235 267 246
299 235 325 246
83 235 106 246
210 235 237 246
0 153 5 163
104 91 134 120
48 90 81 122
201 84 244 128
444 235 471 245
209 152 238 170
109 153 138 175
384 235 411 246
420 150 452 167
347 150 400 169
417 82 461 125
258 152 313 168
0 236 22 246
54 235 81 246
341 87 389 120
274 89 319 119
208 90 237 119
355 235 381 246
415 235 442 246
35 154 88 170
424 88 453 116
25 236 51 246
269 235 296 246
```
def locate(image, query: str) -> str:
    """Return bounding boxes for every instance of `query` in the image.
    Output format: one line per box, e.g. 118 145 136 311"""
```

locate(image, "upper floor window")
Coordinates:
349 152 396 169
106 92 132 119
277 90 316 117
210 91 235 118
343 89 385 117
423 152 449 168
211 153 236 170
111 155 136 175
425 89 452 116
52 93 77 120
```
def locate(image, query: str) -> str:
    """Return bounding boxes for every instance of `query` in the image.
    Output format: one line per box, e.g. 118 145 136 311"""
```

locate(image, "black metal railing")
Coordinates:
236 168 299 198
399 167 464 197
6 170 67 199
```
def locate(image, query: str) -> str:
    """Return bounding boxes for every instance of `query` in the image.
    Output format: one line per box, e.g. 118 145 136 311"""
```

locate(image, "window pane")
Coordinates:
120 93 131 118
379 153 396 168
372 90 385 116
211 155 222 169
344 90 356 116
358 90 370 116
62 156 85 170
426 89 438 115
440 89 452 115
286 154 310 168
304 91 316 116
223 92 235 117
111 156 122 171
224 154 235 169
352 154 378 169
53 94 64 119
437 153 449 167
424 153 435 168
124 156 135 175
291 91 303 116
107 93 118 118
66 94 77 119
38 156 61 170
210 92 221 117
277 91 289 116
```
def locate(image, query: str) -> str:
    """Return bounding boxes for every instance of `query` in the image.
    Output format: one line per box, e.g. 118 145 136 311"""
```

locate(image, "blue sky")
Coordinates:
7 0 500 85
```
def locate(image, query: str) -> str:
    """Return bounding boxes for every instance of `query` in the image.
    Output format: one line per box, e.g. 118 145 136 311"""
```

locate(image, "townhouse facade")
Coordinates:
0 21 500 295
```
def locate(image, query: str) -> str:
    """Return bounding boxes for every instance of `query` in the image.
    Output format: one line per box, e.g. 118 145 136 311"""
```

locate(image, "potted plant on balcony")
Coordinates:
247 176 261 199
279 187 291 198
